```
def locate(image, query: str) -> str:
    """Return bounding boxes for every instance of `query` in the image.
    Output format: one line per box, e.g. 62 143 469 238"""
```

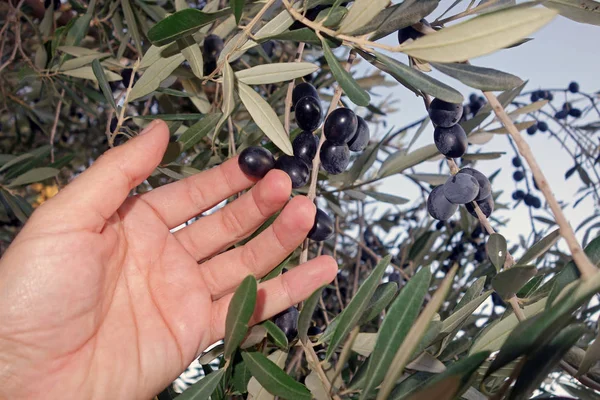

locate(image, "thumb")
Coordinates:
31 120 170 233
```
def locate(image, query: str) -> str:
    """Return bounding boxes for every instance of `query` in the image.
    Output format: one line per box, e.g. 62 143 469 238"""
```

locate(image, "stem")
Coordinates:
300 340 333 400
49 89 65 163
483 91 598 280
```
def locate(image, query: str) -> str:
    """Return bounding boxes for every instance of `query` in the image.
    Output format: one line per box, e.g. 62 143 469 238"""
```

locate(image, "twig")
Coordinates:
111 59 140 146
0 0 25 74
483 91 598 280
49 89 65 163
300 340 333 400
284 42 305 135
227 116 236 156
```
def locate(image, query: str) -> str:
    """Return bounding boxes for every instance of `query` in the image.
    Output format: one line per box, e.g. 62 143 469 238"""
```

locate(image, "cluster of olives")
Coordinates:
426 97 495 221
462 94 487 122
429 98 468 159
238 83 369 242
511 157 542 208
427 167 494 221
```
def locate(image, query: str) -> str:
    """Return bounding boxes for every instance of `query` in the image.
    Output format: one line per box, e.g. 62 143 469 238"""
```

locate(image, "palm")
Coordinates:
0 122 336 400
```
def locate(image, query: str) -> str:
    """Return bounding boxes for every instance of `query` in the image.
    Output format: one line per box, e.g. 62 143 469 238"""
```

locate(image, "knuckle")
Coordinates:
220 206 245 236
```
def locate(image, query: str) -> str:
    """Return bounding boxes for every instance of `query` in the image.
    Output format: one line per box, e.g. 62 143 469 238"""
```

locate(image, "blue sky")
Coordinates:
358 1 599 250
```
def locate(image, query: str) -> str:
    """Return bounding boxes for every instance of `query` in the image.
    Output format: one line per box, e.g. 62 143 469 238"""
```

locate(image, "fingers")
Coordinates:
209 255 338 344
175 170 291 261
138 157 257 229
199 196 316 299
28 120 169 233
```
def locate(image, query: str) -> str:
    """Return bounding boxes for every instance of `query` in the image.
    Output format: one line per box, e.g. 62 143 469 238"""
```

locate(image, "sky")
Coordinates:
356 0 600 253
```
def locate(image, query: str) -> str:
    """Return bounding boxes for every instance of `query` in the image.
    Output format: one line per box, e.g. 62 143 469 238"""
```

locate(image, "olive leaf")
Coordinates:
224 275 257 360
544 0 600 26
361 266 431 400
235 62 319 85
487 233 507 272
400 5 557 62
326 255 392 360
337 0 391 34
148 8 232 46
431 62 523 91
242 351 312 400
321 38 370 106
129 53 185 101
176 368 226 400
237 82 294 155
177 36 204 79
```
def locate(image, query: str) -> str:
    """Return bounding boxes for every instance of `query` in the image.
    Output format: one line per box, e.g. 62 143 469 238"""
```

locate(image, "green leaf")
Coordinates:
545 0 600 26
440 291 492 334
177 368 226 400
129 53 185 101
224 275 257 360
518 228 561 265
359 282 398 325
241 351 311 400
262 320 289 349
547 235 600 307
121 0 143 55
61 66 122 82
214 61 235 139
486 233 507 272
577 328 600 376
377 265 458 400
64 0 96 46
400 5 557 62
469 299 547 355
483 270 600 379
231 0 244 24
353 0 439 40
59 53 109 71
407 173 449 186
232 355 252 394
91 59 118 111
235 62 319 85
237 82 293 155
492 265 537 298
396 352 490 400
321 38 370 106
326 255 392 360
368 51 464 103
264 28 336 46
0 189 30 223
338 0 391 34
148 8 231 46
431 62 523 91
7 167 60 187
362 190 410 205
177 36 204 79
298 286 325 342
361 266 432 400
378 144 439 178
509 324 586 400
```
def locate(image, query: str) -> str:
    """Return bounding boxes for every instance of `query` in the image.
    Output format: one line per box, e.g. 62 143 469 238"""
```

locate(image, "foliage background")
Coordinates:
1 0 600 399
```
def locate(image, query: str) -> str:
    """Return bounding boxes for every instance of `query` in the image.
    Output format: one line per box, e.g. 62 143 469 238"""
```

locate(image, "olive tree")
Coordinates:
1 0 600 399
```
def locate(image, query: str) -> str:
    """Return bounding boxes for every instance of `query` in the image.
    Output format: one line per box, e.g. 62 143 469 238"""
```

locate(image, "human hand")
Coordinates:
0 120 337 400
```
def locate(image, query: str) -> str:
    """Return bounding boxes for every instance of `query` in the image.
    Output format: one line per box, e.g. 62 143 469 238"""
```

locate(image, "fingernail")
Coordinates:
139 120 159 135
